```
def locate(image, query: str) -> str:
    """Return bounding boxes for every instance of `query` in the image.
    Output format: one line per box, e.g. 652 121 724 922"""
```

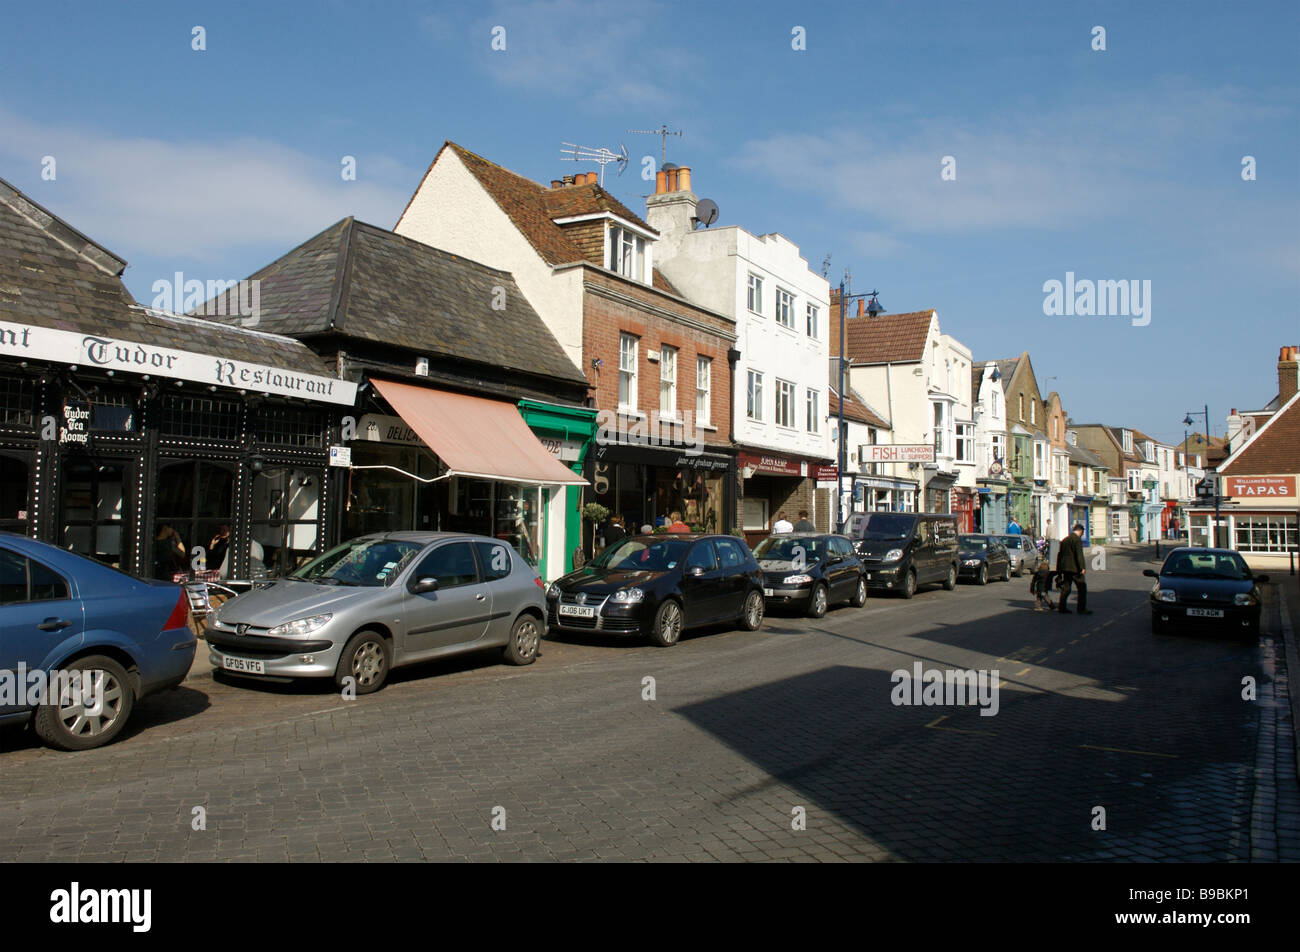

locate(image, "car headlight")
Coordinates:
782 574 813 585
963 559 981 566
546 583 561 599
1234 593 1257 606
610 588 645 604
267 613 333 637
1156 589 1177 603
884 549 904 562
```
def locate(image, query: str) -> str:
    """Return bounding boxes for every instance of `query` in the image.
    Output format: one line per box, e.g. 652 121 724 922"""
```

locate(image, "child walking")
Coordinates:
1029 545 1055 611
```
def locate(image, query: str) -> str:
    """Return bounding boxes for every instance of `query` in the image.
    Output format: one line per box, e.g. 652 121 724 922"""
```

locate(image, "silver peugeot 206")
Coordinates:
206 532 547 693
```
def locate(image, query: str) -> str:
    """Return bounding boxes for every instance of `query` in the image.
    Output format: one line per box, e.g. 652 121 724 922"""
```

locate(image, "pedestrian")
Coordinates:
1006 517 1022 535
1056 522 1091 615
207 524 230 575
793 510 815 532
154 523 187 580
603 514 627 549
666 511 690 533
772 511 794 533
1029 543 1054 611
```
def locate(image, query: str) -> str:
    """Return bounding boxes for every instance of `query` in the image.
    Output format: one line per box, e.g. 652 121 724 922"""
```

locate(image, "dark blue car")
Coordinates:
0 533 196 750
1144 547 1268 640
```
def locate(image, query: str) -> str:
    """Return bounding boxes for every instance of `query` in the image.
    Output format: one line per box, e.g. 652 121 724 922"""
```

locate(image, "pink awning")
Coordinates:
370 378 587 486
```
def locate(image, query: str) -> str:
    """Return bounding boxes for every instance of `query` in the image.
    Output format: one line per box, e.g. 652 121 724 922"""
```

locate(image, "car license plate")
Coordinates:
763 588 774 597
1187 608 1224 618
222 656 265 674
558 605 596 618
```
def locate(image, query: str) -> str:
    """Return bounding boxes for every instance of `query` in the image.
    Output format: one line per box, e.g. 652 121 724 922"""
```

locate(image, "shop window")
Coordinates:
154 460 236 579
159 395 241 442
0 377 36 430
1233 515 1297 554
253 405 325 448
413 541 479 588
742 496 769 531
450 479 540 568
0 454 30 534
60 458 128 569
250 467 321 577
344 443 439 538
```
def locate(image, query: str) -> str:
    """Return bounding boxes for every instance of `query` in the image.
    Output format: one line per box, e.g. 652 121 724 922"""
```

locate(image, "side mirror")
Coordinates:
1142 569 1157 578
410 576 439 594
686 565 705 578
1255 575 1269 585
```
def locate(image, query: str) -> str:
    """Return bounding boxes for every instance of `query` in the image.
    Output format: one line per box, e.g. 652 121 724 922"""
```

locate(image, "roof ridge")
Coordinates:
0 175 127 278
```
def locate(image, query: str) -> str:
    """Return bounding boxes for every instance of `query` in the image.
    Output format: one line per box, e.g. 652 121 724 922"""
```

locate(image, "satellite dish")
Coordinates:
694 198 719 228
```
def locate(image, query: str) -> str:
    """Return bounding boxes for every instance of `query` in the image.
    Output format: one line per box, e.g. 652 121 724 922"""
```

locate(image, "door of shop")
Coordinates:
0 450 33 535
58 453 135 572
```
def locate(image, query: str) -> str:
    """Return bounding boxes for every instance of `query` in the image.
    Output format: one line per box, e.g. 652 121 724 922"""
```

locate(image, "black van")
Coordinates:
847 511 959 599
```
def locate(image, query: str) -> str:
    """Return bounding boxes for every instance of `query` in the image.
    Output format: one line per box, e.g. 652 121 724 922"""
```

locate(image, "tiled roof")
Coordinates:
1221 392 1300 475
830 386 889 428
0 176 332 376
1067 443 1108 468
411 142 655 268
830 308 936 364
203 217 585 386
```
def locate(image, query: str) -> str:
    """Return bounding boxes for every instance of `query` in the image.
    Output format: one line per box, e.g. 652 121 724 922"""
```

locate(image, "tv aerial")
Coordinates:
629 124 683 167
560 141 629 186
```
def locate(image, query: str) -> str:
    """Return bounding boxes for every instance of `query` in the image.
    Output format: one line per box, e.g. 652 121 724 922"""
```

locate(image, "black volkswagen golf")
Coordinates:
546 534 765 646
753 534 867 617
1144 547 1268 640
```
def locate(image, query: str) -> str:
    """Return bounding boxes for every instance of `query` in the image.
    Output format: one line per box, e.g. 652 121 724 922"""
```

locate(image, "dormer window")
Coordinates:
1122 429 1133 453
609 226 646 282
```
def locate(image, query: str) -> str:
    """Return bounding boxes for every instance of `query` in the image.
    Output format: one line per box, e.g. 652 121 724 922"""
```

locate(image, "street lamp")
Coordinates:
1183 406 1217 546
836 280 883 533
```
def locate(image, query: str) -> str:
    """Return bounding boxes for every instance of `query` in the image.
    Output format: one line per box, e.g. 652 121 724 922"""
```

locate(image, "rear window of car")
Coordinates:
0 547 69 604
473 541 513 582
713 538 749 569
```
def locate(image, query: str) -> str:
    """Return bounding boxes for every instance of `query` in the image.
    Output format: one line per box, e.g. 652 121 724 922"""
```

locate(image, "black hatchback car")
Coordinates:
1144 547 1268 640
546 534 765 646
753 534 867 617
957 534 1012 584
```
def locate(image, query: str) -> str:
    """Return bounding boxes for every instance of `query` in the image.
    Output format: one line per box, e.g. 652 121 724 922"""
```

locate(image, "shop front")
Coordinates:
976 477 1010 534
737 450 830 547
922 467 957 514
517 399 598 576
1008 484 1033 533
952 487 977 533
336 378 589 581
1070 496 1093 544
591 441 733 541
856 474 919 515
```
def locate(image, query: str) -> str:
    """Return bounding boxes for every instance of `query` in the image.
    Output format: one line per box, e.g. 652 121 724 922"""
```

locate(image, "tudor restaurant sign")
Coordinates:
1225 475 1296 498
0 319 357 406
861 444 936 464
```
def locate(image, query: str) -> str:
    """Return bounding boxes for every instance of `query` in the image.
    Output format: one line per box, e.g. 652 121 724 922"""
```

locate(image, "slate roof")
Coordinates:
1221 392 1300 475
830 304 936 364
0 176 333 376
404 142 656 269
1067 443 1108 469
830 385 889 429
203 217 586 386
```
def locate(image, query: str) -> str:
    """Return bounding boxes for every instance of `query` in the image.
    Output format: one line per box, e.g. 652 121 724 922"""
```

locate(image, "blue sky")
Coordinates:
2 0 1296 445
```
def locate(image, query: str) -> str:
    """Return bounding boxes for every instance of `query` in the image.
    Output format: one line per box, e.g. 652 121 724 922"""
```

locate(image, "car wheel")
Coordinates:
807 583 828 619
739 590 765 630
649 599 683 647
902 569 918 599
850 576 868 607
502 613 541 665
978 565 988 586
33 655 134 751
335 630 391 694
942 565 956 591
1001 562 1011 582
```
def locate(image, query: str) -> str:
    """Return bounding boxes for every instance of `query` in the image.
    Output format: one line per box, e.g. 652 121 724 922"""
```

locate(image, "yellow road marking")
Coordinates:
1079 744 1178 759
924 714 995 736
1016 667 1031 676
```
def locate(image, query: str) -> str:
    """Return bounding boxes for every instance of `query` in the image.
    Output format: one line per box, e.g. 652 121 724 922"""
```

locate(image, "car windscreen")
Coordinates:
960 537 991 552
856 514 916 541
1160 552 1250 580
998 536 1024 549
292 538 424 587
754 537 824 564
591 538 691 572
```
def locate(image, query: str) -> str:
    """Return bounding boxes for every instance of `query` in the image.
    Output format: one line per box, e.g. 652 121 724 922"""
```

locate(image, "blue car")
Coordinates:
0 533 196 750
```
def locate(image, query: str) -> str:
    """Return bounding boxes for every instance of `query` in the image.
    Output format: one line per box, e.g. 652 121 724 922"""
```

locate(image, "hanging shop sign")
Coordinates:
0 319 357 406
60 401 89 445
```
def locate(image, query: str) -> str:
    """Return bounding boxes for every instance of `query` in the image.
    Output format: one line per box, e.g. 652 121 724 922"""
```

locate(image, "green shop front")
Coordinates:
517 398 598 578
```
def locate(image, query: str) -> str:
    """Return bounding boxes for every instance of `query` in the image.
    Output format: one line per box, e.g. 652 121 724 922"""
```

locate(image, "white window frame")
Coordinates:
806 389 820 433
776 379 796 429
695 356 711 426
618 333 638 411
747 273 763 315
747 370 764 422
955 423 974 463
1033 441 1047 479
806 303 819 339
776 288 795 329
609 226 646 283
659 345 677 418
991 433 1005 466
932 402 949 456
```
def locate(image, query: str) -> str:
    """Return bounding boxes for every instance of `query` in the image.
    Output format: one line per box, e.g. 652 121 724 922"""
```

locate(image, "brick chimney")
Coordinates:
644 162 697 251
1279 344 1298 403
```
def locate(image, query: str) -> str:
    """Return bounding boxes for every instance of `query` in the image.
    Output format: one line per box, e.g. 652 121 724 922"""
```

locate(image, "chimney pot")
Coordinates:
1279 343 1299 403
677 166 691 191
666 168 678 191
563 174 574 186
857 299 865 317
551 179 563 189
655 170 667 194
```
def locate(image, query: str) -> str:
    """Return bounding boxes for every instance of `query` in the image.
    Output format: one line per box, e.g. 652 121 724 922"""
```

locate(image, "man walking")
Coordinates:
1056 522 1091 615
772 511 794 533
793 510 815 532
1006 517 1022 535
